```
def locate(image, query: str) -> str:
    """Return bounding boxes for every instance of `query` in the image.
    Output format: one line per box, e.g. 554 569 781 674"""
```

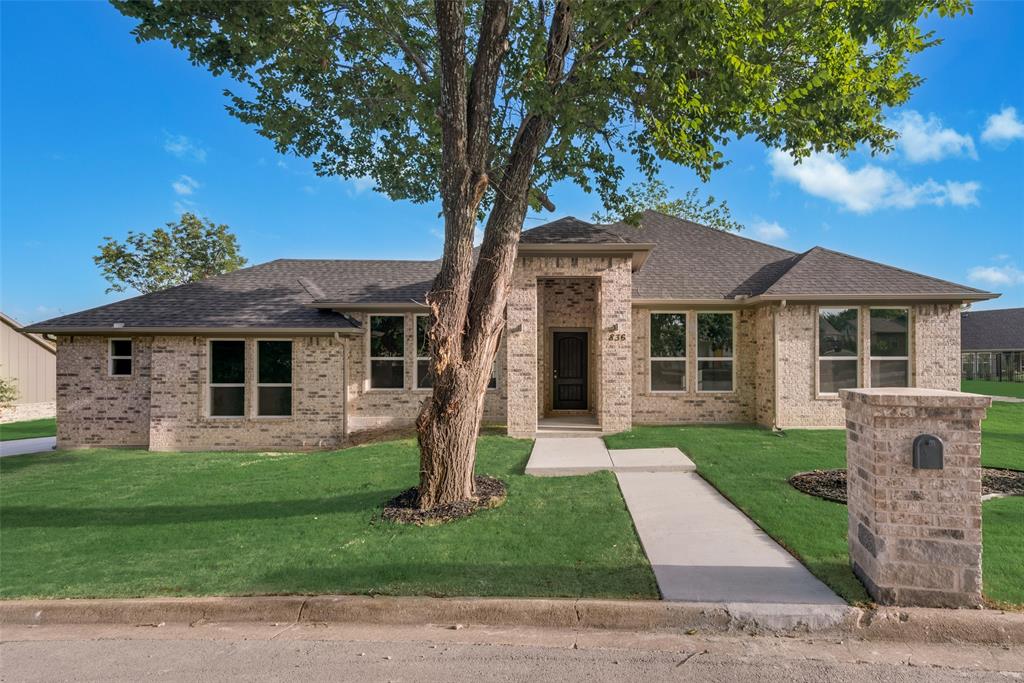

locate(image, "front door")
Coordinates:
552 331 588 410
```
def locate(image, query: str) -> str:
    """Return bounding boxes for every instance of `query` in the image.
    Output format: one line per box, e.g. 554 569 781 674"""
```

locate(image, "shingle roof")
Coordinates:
27 210 994 333
961 308 1024 350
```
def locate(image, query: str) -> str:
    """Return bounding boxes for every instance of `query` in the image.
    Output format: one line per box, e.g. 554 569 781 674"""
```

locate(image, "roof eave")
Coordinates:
307 301 429 312
745 292 999 304
22 325 364 336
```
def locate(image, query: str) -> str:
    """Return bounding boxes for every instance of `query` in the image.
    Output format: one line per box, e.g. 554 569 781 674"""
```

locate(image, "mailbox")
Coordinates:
912 434 944 469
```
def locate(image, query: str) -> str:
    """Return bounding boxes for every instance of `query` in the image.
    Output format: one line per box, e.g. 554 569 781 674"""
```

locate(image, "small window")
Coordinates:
697 312 734 392
369 315 405 389
870 308 909 387
818 307 858 394
109 338 132 376
650 313 686 391
415 314 432 389
257 340 292 416
209 340 245 417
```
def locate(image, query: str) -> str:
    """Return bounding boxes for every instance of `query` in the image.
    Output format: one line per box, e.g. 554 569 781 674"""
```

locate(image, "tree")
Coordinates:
591 180 743 232
0 373 17 413
113 0 968 510
94 213 247 294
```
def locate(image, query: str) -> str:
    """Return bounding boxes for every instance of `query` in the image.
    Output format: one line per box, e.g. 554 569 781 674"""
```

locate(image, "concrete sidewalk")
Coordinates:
525 438 694 475
0 436 56 458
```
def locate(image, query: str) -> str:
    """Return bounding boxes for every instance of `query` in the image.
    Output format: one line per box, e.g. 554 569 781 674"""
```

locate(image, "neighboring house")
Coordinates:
26 211 997 451
1 312 57 423
961 307 1024 383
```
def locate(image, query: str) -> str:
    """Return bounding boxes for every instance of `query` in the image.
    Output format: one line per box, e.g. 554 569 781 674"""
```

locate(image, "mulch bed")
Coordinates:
789 467 1024 504
382 475 507 525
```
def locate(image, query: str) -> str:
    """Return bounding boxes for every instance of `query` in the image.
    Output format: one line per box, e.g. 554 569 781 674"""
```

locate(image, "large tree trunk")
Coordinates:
416 0 572 510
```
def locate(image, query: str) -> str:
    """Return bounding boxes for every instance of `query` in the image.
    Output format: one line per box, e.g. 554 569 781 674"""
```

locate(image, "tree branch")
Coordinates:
467 0 512 171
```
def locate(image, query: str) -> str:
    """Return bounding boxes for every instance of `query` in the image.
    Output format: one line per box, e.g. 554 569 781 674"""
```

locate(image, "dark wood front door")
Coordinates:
552 331 588 410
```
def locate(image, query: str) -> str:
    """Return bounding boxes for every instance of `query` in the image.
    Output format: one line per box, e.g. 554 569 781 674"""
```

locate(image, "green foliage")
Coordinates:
0 373 18 410
591 180 743 231
111 0 970 215
94 213 247 294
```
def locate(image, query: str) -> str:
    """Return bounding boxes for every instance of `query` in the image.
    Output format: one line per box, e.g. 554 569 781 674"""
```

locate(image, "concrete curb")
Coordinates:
2 596 1022 645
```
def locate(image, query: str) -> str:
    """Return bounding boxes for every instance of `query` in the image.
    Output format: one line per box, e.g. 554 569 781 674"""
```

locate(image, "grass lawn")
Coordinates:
0 436 657 600
0 418 56 441
605 402 1024 607
962 379 1024 399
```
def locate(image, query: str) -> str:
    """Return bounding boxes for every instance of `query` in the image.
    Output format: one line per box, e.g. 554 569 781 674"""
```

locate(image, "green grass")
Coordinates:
0 436 657 600
0 418 56 441
963 379 1024 399
605 405 1024 607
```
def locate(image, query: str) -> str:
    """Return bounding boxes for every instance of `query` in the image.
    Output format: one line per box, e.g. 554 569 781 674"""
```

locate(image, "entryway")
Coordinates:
551 331 587 410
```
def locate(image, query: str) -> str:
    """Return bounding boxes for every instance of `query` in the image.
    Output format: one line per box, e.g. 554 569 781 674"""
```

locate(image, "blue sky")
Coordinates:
2 1 1022 324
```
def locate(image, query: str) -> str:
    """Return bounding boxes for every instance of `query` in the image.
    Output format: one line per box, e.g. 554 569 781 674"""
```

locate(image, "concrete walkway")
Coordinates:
0 436 56 458
525 437 844 609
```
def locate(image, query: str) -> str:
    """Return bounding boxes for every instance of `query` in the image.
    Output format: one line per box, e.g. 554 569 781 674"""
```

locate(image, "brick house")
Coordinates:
27 211 997 451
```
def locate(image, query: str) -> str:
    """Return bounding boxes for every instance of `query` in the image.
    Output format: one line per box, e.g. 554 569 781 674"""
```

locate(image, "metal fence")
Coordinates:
961 351 1024 383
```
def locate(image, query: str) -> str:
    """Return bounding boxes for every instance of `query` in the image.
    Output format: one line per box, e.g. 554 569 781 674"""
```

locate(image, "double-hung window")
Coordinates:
415 315 432 389
870 308 910 387
649 313 686 391
697 312 734 392
257 340 292 416
109 339 133 376
209 340 246 417
818 307 858 394
369 315 405 389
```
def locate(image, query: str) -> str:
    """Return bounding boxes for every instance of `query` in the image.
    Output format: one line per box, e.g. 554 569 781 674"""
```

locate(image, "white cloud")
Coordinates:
171 175 200 196
981 106 1024 145
752 220 788 243
967 264 1024 287
893 111 976 163
769 150 980 213
163 132 207 162
344 175 375 196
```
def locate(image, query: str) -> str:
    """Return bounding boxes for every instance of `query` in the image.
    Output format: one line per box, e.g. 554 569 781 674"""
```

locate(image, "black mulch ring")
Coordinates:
789 467 1024 504
382 475 507 526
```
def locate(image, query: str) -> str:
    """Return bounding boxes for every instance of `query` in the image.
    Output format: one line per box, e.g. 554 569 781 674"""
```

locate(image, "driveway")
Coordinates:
0 437 56 458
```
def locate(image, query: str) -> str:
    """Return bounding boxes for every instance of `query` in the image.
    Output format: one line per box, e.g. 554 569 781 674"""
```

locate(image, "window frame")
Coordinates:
108 338 133 377
648 311 689 394
815 306 861 398
696 311 736 394
255 338 293 418
367 314 406 391
207 338 247 419
868 306 912 388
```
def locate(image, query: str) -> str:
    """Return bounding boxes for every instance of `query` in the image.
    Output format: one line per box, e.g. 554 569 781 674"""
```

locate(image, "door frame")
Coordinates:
549 327 591 412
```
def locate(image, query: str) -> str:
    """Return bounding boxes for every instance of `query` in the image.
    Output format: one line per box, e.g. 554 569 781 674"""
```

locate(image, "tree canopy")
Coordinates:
94 213 247 294
591 180 743 232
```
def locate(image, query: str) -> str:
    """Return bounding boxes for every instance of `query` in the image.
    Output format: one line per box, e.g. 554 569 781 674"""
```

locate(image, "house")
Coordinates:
25 211 997 451
1 312 57 423
961 307 1024 383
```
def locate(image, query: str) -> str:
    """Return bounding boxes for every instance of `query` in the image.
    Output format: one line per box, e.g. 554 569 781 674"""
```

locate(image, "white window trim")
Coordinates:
367 314 406 391
414 314 431 391
108 337 133 377
696 311 736 394
648 311 688 394
208 338 246 419
255 338 293 418
868 306 912 388
815 306 860 398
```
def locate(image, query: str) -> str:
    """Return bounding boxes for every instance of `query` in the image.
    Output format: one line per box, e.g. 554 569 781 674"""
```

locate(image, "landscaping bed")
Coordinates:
382 475 507 525
789 467 1024 503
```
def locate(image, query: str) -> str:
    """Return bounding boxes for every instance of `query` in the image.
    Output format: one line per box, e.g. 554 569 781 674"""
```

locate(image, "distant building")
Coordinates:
1 312 56 422
961 307 1024 383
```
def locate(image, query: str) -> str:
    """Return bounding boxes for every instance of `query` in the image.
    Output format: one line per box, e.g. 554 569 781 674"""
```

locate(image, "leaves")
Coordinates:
93 213 247 294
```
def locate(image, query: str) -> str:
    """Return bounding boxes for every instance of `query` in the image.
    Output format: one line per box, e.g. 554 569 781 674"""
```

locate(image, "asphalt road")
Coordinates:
2 622 1021 682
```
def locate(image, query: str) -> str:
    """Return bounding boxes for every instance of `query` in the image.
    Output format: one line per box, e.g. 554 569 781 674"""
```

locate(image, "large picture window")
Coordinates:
818 307 859 394
209 340 245 417
649 313 686 391
697 312 734 392
369 315 405 389
415 314 432 389
257 340 292 416
870 308 910 387
109 338 133 376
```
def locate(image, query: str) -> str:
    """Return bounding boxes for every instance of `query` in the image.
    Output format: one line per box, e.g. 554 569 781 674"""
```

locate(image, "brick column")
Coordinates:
596 260 633 433
506 268 538 438
841 388 992 608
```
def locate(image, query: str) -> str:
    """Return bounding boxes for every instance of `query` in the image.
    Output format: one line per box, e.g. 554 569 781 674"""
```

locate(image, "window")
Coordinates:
870 308 910 387
415 315 432 389
649 313 686 391
369 315 405 389
697 312 734 392
818 307 859 394
109 339 132 376
257 340 292 416
209 340 246 417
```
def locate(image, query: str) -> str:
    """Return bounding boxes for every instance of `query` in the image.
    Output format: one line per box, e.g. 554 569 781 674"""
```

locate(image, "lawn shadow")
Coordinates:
0 452 88 476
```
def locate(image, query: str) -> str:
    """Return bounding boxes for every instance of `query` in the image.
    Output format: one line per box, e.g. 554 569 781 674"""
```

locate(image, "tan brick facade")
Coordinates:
842 388 991 607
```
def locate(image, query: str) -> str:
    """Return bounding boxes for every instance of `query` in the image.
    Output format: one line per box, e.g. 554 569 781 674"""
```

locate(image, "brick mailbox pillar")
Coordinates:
840 388 992 608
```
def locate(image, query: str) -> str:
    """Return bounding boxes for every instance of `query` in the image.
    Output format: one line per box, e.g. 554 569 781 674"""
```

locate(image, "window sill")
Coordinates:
696 390 736 395
366 387 409 393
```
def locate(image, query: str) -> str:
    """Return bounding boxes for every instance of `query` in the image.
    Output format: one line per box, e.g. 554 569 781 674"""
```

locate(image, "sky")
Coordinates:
1 1 1023 325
